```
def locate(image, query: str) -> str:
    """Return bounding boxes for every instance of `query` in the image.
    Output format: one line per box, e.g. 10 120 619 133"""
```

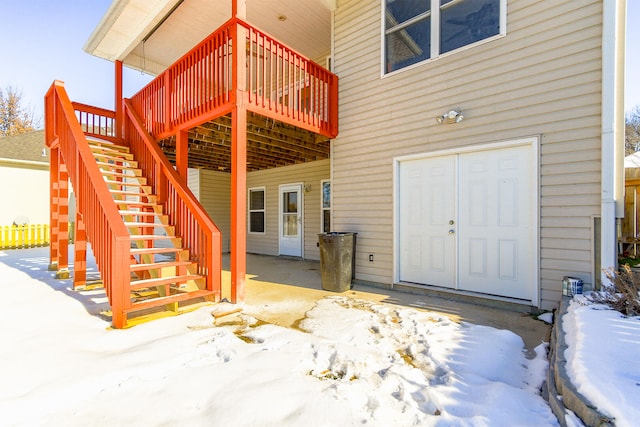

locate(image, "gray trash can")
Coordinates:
318 232 357 292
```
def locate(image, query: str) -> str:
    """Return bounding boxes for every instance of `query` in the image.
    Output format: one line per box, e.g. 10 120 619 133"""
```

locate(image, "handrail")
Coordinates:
123 99 222 296
72 102 118 143
130 17 338 140
45 81 131 328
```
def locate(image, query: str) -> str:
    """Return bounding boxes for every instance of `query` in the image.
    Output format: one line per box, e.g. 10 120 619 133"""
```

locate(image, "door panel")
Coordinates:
398 144 534 301
399 156 456 288
458 145 533 299
279 184 303 257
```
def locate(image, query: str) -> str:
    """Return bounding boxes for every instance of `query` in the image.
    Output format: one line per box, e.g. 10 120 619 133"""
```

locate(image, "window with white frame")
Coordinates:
321 180 331 233
384 0 503 74
249 187 265 233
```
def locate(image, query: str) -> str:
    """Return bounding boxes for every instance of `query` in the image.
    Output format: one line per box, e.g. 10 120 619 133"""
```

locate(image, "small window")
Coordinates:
249 187 265 233
384 0 503 74
321 180 331 233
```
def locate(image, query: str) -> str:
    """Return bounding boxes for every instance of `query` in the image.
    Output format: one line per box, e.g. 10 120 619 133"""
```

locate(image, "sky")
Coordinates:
0 0 638 126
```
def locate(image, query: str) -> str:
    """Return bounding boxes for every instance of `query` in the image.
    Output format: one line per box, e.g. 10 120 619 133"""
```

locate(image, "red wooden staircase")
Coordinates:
45 81 222 328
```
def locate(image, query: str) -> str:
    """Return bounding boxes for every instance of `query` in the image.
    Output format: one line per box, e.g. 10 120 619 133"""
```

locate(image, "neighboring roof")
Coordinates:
0 130 48 164
625 152 640 169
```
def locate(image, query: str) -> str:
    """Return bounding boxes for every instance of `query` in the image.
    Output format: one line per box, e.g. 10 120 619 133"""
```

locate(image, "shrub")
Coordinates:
593 265 640 316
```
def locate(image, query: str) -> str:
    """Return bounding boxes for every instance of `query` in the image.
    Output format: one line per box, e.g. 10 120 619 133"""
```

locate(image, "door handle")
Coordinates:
448 229 455 235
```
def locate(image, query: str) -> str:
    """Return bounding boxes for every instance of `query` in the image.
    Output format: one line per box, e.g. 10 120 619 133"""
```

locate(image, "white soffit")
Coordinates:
84 0 185 63
85 0 332 76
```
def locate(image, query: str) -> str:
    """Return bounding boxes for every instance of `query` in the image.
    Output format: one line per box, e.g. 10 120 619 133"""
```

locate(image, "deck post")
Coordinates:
48 146 60 271
176 128 189 181
115 60 124 142
230 0 247 303
55 153 70 279
73 212 87 289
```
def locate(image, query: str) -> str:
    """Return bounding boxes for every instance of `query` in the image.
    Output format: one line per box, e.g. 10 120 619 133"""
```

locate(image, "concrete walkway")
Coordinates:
224 254 551 355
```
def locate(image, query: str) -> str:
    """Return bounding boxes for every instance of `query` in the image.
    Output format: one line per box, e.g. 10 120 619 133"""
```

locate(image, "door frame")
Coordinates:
278 182 304 257
393 136 540 306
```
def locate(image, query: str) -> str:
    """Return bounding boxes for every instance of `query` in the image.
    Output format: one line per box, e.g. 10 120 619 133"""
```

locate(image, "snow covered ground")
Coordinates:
563 296 640 427
0 247 561 426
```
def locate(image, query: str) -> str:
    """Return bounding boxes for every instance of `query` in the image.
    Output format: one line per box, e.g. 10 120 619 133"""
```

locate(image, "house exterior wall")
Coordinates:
246 159 330 260
189 168 232 253
332 0 604 309
192 160 330 259
0 162 49 226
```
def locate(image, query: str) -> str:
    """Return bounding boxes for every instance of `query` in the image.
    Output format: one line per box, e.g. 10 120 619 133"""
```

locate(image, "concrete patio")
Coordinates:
230 254 552 355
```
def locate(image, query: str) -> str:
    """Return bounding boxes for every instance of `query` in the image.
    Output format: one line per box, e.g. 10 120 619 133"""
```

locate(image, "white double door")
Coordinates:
398 145 535 301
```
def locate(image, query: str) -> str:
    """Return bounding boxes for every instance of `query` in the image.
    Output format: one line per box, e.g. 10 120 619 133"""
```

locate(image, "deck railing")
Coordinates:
45 81 131 327
124 99 222 296
72 102 118 143
130 17 338 140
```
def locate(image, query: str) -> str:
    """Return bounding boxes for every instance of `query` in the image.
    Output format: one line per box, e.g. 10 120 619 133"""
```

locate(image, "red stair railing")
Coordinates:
124 99 222 298
45 81 131 328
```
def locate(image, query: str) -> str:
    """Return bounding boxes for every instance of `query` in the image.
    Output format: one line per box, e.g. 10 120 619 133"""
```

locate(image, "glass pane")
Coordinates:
250 189 264 210
385 0 430 30
283 214 298 236
440 0 499 54
250 211 264 233
323 210 331 233
386 19 431 73
322 181 331 209
283 192 298 214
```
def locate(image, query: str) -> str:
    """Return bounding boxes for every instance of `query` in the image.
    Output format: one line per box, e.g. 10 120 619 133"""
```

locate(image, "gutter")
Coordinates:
600 0 626 285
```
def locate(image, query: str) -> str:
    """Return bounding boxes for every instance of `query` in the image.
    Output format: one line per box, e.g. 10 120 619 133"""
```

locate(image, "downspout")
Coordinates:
600 0 626 286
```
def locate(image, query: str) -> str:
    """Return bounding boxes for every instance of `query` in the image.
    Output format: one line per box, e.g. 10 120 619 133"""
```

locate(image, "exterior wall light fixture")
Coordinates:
436 108 464 124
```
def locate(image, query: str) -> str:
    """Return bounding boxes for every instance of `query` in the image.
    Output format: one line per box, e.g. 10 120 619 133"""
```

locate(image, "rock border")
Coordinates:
545 296 615 427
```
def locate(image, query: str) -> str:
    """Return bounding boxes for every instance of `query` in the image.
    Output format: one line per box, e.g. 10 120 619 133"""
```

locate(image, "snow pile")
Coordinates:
0 252 557 426
563 296 640 427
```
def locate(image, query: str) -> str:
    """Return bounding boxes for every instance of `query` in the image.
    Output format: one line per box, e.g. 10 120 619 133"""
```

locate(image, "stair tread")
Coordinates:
129 234 176 240
102 170 142 178
120 210 164 216
130 274 202 290
116 201 160 208
96 160 138 168
125 222 172 227
109 189 156 197
104 180 148 188
125 289 214 313
130 247 183 255
92 150 134 160
130 260 194 272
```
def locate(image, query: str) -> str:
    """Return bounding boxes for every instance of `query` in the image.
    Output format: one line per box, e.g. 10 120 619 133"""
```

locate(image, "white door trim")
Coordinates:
393 137 540 306
278 183 304 257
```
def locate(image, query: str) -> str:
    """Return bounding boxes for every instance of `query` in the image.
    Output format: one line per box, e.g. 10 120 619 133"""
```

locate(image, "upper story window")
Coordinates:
384 0 504 74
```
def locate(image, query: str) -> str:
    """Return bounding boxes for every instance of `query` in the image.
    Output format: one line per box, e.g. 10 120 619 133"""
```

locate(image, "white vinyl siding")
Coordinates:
333 0 603 309
246 160 330 260
191 169 231 253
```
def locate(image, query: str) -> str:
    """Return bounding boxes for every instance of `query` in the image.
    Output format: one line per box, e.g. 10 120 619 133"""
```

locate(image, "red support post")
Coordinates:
73 212 87 289
48 147 60 271
230 104 247 303
115 60 124 141
230 0 248 303
56 154 70 279
176 128 189 182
